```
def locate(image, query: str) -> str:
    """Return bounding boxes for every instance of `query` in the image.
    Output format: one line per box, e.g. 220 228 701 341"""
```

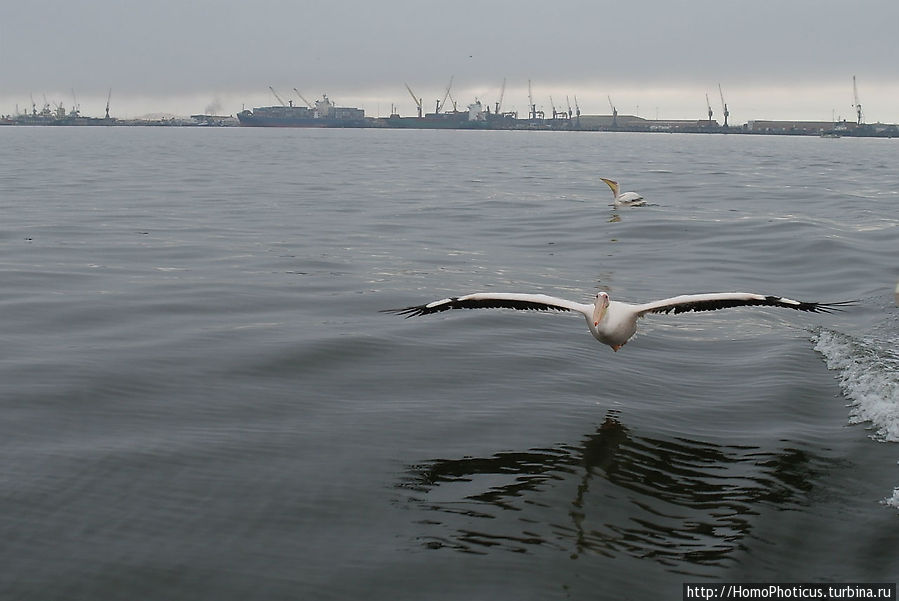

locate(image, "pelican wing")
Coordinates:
382 292 590 318
632 292 856 317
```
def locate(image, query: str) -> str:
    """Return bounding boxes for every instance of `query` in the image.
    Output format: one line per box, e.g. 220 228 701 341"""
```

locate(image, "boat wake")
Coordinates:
812 327 899 443
884 486 899 511
811 325 899 510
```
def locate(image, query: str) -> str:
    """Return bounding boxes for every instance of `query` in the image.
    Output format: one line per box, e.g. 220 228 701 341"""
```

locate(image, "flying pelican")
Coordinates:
383 291 854 351
600 178 645 207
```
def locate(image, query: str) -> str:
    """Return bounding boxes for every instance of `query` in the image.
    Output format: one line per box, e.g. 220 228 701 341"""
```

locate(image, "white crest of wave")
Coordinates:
884 486 899 511
812 328 899 443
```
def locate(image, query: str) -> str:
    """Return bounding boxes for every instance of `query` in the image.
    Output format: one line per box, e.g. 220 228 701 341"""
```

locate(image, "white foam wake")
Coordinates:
884 485 899 511
812 327 899 513
812 328 899 442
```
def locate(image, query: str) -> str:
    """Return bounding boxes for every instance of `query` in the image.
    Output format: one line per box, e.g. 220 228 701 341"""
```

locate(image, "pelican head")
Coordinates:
593 291 610 326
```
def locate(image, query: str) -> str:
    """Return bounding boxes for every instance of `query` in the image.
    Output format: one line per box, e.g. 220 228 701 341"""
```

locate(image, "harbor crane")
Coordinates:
293 88 314 109
705 93 713 124
447 77 459 112
608 95 618 127
495 78 506 115
528 80 535 120
437 76 454 114
404 83 423 118
551 96 569 121
852 75 863 125
566 96 573 119
550 96 562 120
105 89 111 119
527 80 544 120
718 84 729 127
269 86 287 107
574 95 581 127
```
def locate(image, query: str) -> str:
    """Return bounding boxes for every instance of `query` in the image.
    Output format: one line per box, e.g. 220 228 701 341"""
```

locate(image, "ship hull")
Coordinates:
237 115 370 128
237 103 368 128
378 114 491 129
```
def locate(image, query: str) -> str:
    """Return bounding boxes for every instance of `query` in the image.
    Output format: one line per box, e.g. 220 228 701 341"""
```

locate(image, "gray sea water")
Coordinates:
1 127 897 600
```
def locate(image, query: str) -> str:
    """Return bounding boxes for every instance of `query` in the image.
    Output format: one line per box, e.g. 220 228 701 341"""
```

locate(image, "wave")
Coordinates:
884 485 899 510
812 326 899 513
812 328 899 443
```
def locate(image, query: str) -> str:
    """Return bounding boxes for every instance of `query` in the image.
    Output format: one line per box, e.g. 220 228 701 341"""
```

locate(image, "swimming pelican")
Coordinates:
601 178 645 207
383 291 854 352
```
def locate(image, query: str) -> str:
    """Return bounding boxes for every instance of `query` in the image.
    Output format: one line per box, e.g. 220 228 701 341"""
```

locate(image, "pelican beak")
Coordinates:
593 303 606 327
592 292 611 327
600 178 617 194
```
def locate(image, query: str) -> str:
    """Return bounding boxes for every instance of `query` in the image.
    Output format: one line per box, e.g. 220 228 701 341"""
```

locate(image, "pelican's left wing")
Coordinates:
382 292 591 318
632 292 855 318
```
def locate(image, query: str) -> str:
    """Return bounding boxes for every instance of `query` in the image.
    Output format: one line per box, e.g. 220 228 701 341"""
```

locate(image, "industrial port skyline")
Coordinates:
3 76 897 127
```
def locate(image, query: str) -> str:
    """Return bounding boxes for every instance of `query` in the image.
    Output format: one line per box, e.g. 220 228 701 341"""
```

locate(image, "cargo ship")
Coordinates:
377 100 516 129
237 94 367 127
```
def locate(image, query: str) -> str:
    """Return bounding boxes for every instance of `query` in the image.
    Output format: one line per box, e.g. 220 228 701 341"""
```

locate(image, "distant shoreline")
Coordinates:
2 114 895 138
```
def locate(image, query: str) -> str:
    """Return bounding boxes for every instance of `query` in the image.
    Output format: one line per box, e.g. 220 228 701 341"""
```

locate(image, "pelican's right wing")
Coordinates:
632 292 855 318
382 292 591 318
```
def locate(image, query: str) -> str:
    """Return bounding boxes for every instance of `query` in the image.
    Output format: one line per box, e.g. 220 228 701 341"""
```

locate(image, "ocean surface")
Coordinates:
1 126 897 600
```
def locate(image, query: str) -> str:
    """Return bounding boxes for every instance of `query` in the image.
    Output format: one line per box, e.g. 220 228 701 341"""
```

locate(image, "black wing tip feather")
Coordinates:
761 296 859 314
379 305 435 318
804 299 859 314
380 297 464 319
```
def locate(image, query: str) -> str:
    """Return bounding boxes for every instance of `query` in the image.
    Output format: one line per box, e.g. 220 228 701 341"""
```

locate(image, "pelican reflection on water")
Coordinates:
397 413 831 565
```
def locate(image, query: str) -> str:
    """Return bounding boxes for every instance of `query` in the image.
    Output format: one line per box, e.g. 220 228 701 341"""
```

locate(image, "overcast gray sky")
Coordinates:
2 0 897 122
